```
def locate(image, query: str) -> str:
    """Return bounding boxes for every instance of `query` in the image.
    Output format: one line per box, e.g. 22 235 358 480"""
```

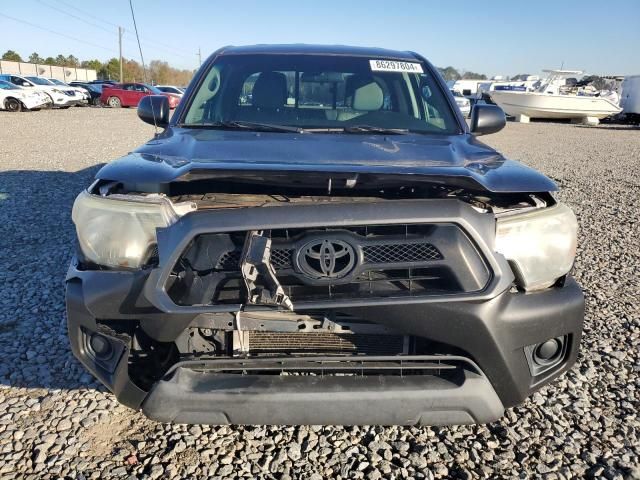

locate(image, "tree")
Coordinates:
44 57 56 65
2 50 23 62
81 59 103 71
461 71 487 80
66 55 79 67
28 52 45 64
123 58 143 82
438 66 461 82
55 54 68 66
99 58 120 80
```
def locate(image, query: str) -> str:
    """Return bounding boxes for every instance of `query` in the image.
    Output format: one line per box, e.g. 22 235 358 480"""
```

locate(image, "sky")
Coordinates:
1 0 639 77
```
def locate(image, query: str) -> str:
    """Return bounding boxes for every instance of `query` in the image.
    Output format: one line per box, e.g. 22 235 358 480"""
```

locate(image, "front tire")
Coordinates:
4 98 22 112
108 96 122 108
43 93 54 109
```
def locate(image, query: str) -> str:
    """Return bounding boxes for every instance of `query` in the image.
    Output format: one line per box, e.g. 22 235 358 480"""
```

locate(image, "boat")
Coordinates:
489 70 622 125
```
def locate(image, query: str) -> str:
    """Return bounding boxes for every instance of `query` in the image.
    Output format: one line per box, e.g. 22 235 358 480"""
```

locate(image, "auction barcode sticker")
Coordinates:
369 60 424 73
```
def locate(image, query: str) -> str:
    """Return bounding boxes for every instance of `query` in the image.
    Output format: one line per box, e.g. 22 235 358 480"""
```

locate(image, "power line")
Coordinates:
50 0 119 28
35 0 116 36
0 12 118 55
128 0 148 84
48 0 194 59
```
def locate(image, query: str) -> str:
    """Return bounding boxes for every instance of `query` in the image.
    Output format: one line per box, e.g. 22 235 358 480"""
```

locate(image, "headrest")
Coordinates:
252 72 287 109
353 82 384 111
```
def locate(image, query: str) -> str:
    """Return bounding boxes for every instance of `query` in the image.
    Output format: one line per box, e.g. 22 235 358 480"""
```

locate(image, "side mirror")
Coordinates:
22 82 31 87
137 95 170 128
470 104 506 136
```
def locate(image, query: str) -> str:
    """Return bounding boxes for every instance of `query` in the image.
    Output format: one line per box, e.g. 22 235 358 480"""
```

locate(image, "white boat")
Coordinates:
489 70 622 125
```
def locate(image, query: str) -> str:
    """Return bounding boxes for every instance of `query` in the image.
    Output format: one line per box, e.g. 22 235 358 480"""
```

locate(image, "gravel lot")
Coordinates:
0 108 638 479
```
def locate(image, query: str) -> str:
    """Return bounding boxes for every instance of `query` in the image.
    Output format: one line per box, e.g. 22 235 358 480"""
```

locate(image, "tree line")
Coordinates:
2 50 195 86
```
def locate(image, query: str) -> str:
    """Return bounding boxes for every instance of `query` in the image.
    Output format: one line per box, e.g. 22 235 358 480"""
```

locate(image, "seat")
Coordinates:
337 76 384 121
237 72 295 123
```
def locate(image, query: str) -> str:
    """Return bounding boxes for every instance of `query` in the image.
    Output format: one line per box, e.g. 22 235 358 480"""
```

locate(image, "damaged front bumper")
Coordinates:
66 199 584 425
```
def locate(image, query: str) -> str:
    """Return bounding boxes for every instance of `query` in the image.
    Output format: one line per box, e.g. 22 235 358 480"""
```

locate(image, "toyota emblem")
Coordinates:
297 239 356 280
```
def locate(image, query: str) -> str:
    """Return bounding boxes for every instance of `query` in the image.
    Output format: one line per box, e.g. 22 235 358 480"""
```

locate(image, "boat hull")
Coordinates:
489 91 622 121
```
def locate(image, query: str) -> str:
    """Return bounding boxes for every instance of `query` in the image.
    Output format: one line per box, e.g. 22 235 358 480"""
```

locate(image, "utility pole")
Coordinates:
118 26 124 82
197 47 202 67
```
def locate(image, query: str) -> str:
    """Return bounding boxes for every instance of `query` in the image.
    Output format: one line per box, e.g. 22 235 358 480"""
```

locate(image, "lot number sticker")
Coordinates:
369 60 424 73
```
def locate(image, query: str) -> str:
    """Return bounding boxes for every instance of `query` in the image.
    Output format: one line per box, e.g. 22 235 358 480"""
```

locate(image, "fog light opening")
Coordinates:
89 333 114 360
533 338 562 365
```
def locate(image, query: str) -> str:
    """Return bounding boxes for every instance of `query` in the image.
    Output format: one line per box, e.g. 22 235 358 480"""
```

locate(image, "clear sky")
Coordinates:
1 0 639 76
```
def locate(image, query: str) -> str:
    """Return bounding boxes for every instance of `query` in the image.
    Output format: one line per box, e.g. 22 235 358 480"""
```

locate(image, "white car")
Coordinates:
0 74 87 108
0 80 52 111
155 85 184 97
451 89 471 117
48 78 91 105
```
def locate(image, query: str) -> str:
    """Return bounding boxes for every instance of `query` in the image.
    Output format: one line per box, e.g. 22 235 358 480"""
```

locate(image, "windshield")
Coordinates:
182 54 459 134
49 79 66 86
146 84 163 94
26 76 54 85
158 86 181 94
0 81 19 90
83 83 102 93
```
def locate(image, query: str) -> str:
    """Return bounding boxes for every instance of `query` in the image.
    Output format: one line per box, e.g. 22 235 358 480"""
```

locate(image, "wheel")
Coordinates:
43 93 54 109
108 96 121 108
59 106 70 110
4 98 22 112
92 97 102 106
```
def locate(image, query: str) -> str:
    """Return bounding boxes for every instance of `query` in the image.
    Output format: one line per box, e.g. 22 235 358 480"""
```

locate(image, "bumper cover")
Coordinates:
142 364 504 425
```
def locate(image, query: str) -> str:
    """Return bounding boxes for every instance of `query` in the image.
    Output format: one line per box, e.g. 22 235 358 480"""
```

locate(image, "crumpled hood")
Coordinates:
96 128 556 193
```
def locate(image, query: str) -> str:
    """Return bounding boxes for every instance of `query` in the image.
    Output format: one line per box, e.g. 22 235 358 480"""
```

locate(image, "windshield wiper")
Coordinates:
342 125 409 135
180 120 304 133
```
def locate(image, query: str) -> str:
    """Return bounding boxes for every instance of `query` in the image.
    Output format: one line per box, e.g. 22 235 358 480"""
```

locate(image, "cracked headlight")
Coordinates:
495 203 578 291
72 191 194 268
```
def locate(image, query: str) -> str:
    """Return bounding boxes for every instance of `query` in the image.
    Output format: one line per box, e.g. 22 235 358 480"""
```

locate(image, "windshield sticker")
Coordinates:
369 60 424 73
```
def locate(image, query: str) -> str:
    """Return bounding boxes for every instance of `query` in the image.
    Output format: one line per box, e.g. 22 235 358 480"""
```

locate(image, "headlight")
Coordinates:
72 191 195 268
52 88 63 94
495 203 578 291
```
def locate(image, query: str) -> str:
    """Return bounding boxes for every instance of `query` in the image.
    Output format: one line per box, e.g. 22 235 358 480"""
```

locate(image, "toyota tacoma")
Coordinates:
66 44 584 425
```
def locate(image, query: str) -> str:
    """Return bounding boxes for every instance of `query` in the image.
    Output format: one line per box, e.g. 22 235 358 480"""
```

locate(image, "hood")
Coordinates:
96 128 556 193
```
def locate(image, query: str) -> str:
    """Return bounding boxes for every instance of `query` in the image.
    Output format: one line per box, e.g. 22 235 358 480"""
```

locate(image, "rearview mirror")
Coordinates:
470 104 506 136
138 95 170 128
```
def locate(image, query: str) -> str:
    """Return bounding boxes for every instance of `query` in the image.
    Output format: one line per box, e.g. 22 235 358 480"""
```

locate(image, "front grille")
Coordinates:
246 332 405 355
170 355 477 378
363 243 442 263
270 248 293 269
167 223 490 306
217 248 293 270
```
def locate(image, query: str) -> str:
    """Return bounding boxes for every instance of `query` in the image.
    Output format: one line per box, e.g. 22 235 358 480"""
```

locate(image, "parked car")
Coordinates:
90 80 118 86
0 79 52 111
155 85 184 96
100 82 181 109
451 89 471 117
68 44 583 426
47 78 91 105
69 81 103 106
0 74 87 108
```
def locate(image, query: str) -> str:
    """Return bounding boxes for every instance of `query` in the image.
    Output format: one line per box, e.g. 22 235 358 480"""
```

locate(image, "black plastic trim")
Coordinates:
141 365 504 425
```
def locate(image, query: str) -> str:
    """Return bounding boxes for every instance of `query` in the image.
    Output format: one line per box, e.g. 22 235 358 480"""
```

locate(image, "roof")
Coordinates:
218 44 418 60
542 69 584 76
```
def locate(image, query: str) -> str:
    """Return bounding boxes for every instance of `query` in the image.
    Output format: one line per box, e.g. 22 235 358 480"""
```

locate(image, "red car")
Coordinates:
100 82 180 109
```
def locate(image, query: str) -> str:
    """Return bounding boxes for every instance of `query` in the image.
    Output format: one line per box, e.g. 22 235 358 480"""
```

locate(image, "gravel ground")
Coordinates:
0 108 638 479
